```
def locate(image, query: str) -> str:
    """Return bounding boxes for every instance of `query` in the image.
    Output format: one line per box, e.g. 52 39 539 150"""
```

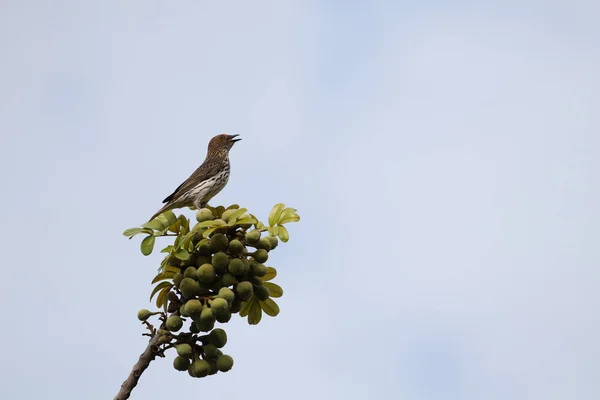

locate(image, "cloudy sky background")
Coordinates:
1 1 598 399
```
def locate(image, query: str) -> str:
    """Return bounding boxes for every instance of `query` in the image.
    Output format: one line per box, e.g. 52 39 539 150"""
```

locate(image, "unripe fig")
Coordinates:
221 273 237 287
183 266 197 279
190 359 211 378
197 240 212 256
208 328 227 348
176 344 193 357
211 252 229 274
216 311 232 323
173 273 183 287
195 255 211 267
196 208 214 222
200 307 216 325
210 298 229 316
257 238 272 251
245 230 261 245
250 276 264 287
195 317 215 332
189 321 201 333
216 354 234 372
228 239 244 255
229 298 242 314
266 235 278 249
196 263 216 283
179 303 189 317
137 309 152 321
228 258 247 276
254 285 270 301
210 233 228 252
166 315 183 332
173 356 191 371
236 281 254 301
184 299 203 319
208 360 218 375
180 277 200 298
218 287 235 304
203 344 220 359
253 249 269 263
250 261 266 277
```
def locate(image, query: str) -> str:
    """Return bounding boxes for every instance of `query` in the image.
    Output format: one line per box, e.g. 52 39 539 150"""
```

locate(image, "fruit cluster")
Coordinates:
129 204 298 378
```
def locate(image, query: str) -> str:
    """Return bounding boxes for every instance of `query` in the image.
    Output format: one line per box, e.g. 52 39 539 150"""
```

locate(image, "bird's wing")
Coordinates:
162 160 222 204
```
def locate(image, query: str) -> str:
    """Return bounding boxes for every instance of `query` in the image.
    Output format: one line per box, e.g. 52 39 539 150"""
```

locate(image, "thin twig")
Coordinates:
114 333 162 400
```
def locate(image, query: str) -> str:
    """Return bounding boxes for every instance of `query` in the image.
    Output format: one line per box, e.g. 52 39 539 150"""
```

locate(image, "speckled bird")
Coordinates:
150 134 241 220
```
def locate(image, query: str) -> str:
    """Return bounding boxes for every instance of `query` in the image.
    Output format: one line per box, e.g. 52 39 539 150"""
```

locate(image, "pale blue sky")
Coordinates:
1 1 598 399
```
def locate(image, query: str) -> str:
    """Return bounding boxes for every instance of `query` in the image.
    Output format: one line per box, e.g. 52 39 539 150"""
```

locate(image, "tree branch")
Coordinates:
114 333 162 400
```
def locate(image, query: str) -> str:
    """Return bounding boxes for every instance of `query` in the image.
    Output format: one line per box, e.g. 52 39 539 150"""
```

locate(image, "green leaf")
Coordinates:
278 207 299 224
248 298 262 325
225 204 240 210
164 265 181 274
278 214 300 224
263 282 283 298
235 217 257 226
151 271 177 284
141 235 155 256
268 203 285 227
268 226 279 236
260 267 277 282
156 286 170 309
259 298 280 317
202 227 219 238
278 225 290 242
227 208 247 224
175 248 190 261
142 219 166 231
162 210 178 226
239 297 254 317
180 231 196 248
160 245 174 254
123 227 145 237
150 281 172 301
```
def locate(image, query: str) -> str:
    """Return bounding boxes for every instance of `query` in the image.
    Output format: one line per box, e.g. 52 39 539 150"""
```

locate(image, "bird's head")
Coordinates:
207 134 242 154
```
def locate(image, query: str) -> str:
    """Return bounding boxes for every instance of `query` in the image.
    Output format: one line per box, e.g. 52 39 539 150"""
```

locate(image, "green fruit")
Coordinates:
228 239 244 255
195 255 211 267
189 320 200 333
176 344 193 357
253 249 268 263
180 277 200 299
190 359 211 378
179 303 189 317
173 356 191 371
208 361 218 375
228 258 247 276
184 299 203 319
200 307 216 324
236 281 254 301
250 276 264 287
203 344 220 359
183 266 197 279
197 239 212 256
221 273 238 287
195 318 214 332
210 233 228 252
218 287 235 304
245 230 261 245
166 315 183 332
210 277 224 291
216 354 234 372
208 328 227 348
210 298 229 316
212 252 230 273
267 235 278 249
173 273 183 287
257 238 272 251
196 208 214 222
229 298 242 313
216 311 232 323
196 263 216 283
137 309 152 321
250 262 266 277
254 285 270 301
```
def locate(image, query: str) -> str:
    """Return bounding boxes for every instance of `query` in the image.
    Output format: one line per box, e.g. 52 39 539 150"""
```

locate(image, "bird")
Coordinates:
149 133 241 221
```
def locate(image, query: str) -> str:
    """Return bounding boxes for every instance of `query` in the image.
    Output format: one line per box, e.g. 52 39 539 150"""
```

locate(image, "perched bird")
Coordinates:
150 134 241 220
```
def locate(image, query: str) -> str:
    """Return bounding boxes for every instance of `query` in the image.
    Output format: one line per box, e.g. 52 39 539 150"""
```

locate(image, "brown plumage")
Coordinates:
150 134 241 220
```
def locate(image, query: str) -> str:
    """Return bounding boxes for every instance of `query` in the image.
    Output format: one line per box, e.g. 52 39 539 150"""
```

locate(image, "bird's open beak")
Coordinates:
229 134 242 143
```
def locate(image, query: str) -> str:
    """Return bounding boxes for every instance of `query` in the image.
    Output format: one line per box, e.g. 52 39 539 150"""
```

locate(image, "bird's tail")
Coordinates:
149 202 175 221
